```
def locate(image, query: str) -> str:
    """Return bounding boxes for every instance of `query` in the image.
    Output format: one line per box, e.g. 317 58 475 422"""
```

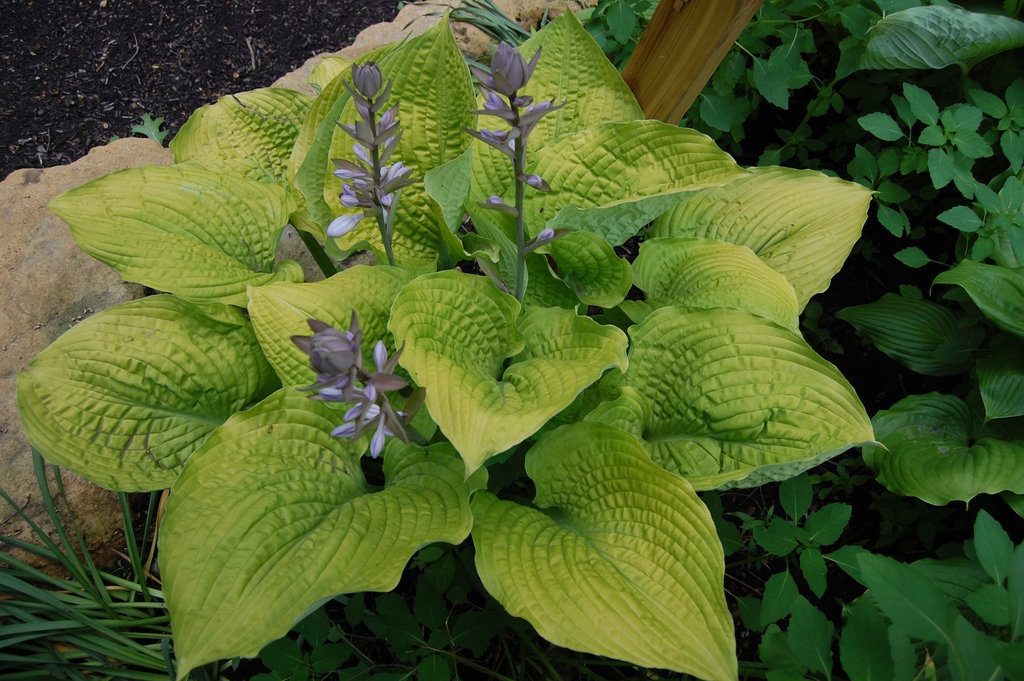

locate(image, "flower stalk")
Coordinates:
328 63 417 267
467 43 564 301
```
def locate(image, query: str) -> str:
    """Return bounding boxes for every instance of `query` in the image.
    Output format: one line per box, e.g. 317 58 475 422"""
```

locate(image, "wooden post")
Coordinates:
622 0 764 124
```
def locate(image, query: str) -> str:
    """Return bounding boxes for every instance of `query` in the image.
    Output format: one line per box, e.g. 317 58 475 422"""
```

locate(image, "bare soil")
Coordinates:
1 0 399 180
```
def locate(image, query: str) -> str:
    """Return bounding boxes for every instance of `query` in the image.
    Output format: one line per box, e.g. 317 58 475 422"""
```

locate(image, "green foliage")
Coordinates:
20 9 876 681
131 112 170 145
0 452 173 680
577 0 655 69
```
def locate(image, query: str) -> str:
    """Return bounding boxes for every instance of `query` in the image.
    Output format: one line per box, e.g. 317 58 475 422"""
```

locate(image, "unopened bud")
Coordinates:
351 62 383 98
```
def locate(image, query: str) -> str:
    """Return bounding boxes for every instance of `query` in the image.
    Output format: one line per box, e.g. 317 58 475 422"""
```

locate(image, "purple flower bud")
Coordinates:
524 174 546 190
363 380 377 402
331 421 357 439
484 91 505 112
353 144 371 165
327 213 364 238
373 340 388 371
340 184 361 208
479 129 509 144
537 228 555 242
370 416 389 458
489 43 541 96
352 62 383 98
333 166 365 181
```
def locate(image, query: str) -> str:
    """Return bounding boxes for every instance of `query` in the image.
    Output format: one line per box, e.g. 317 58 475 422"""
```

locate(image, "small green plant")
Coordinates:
577 0 655 69
0 452 172 680
130 113 170 145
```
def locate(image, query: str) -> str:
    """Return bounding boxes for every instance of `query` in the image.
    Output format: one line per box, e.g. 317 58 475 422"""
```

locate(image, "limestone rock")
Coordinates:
0 138 171 570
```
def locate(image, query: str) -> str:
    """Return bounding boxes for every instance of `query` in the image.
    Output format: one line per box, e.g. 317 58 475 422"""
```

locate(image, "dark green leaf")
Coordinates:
780 475 813 520
903 83 939 125
762 569 800 628
259 637 306 673
414 578 448 631
605 1 637 45
857 553 957 642
295 606 331 649
974 510 1014 584
858 112 904 141
416 654 452 681
840 597 893 681
876 204 909 237
805 504 852 546
965 583 1011 626
310 643 353 673
937 206 983 233
894 247 931 268
951 616 1001 681
1009 542 1024 639
800 547 828 598
451 608 509 657
787 597 834 678
759 624 807 675
754 517 804 556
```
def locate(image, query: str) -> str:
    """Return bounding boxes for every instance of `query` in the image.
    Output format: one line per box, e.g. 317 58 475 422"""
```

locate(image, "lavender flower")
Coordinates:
467 43 563 301
292 311 424 458
328 62 419 266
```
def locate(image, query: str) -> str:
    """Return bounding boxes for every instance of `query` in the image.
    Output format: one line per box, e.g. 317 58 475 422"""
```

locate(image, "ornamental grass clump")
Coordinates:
20 13 876 681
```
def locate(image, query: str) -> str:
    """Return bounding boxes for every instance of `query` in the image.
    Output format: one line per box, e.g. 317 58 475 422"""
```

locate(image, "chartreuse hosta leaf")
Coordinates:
934 260 1024 339
47 163 302 306
622 237 800 330
523 121 746 245
860 5 1024 71
170 87 313 181
865 393 1024 505
837 294 984 376
247 265 412 386
472 422 736 681
651 167 872 310
542 231 632 308
308 55 352 95
612 306 873 489
468 10 644 205
16 296 277 491
321 19 475 268
388 271 628 475
162 388 476 678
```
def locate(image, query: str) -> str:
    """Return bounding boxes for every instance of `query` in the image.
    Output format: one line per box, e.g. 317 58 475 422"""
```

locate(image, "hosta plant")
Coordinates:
18 12 874 681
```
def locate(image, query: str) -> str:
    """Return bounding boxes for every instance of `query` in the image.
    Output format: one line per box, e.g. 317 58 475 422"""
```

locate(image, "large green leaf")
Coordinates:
247 266 412 386
616 306 873 489
170 88 313 182
860 6 1024 71
622 237 800 330
47 163 302 306
934 260 1024 339
388 272 628 475
650 167 872 310
472 422 736 681
543 230 633 308
864 393 1024 505
17 296 278 491
321 19 476 267
977 335 1024 421
523 121 746 245
468 10 643 206
837 294 984 376
162 388 475 678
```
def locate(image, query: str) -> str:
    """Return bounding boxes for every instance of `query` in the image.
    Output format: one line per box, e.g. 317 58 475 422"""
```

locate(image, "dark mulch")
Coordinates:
1 0 399 181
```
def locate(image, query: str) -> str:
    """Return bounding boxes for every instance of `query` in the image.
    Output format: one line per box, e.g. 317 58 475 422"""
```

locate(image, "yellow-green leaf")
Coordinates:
472 422 736 681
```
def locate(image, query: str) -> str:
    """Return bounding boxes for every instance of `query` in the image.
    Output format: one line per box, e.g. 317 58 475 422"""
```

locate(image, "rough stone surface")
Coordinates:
1 138 172 569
